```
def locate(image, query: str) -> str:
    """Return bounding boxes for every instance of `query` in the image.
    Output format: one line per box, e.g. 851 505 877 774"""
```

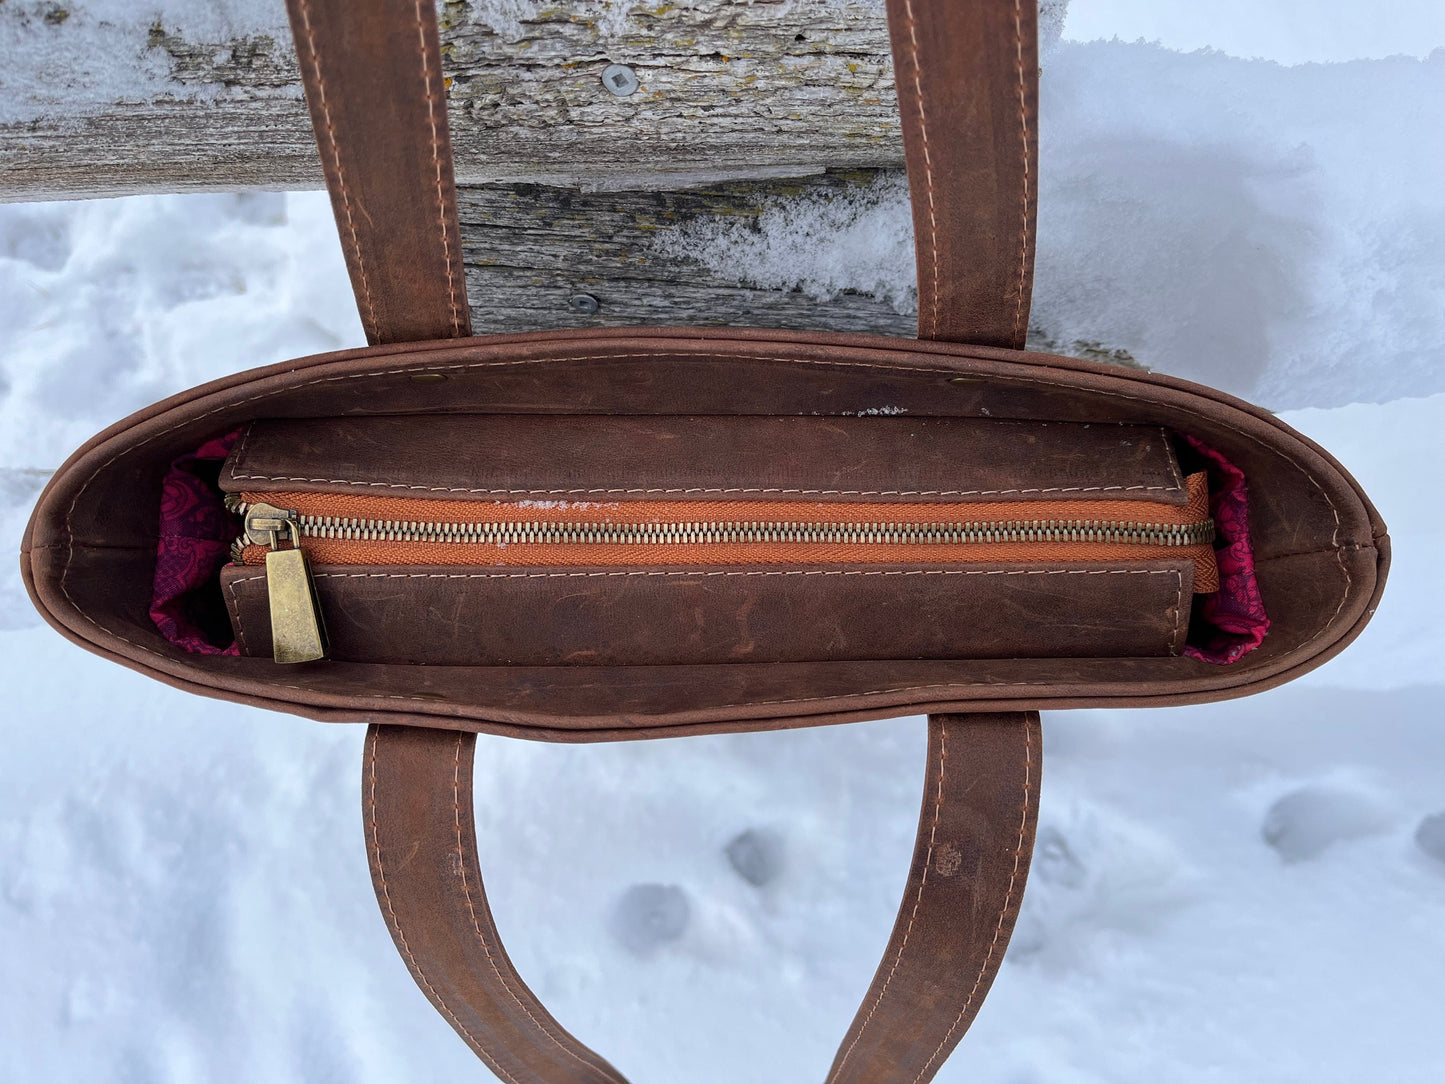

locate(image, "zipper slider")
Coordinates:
244 502 327 664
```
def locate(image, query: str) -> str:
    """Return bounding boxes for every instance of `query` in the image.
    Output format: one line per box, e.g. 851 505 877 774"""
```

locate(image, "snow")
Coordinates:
2 2 1443 1082
1064 0 1445 66
660 43 1445 410
0 1 295 126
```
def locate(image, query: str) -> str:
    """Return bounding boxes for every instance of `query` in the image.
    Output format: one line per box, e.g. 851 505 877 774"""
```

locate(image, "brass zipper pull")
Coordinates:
244 502 327 664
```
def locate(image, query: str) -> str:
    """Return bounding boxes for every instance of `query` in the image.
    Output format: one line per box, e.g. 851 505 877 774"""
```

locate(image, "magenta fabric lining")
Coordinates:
1182 435 1270 664
150 431 241 655
149 430 1269 664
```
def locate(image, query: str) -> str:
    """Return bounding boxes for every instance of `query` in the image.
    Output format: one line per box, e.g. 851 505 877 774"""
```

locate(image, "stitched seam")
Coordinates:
228 476 1181 496
230 568 1182 583
365 728 522 1084
448 735 628 1083
902 0 939 339
225 578 251 654
1010 0 1031 347
294 0 379 340
279 679 1127 706
56 347 1355 694
912 718 1034 1082
414 0 465 336
1160 426 1185 492
829 719 949 1082
1169 569 1184 656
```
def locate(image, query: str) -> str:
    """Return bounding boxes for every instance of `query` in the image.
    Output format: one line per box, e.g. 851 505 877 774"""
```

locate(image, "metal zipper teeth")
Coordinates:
232 503 1214 550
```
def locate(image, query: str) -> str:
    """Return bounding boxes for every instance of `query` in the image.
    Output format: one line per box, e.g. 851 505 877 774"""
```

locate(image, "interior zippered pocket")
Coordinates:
212 415 1224 666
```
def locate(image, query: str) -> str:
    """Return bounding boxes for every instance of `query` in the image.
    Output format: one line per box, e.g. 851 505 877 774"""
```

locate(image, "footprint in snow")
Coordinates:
0 204 72 272
610 884 690 955
1007 804 1194 963
724 828 784 887
1414 813 1445 865
1261 783 1389 863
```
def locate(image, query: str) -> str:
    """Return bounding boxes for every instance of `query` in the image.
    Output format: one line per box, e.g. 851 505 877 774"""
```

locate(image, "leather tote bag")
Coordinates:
21 1 1388 1080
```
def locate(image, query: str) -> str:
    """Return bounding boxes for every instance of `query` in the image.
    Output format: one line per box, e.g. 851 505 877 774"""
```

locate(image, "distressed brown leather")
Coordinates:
888 0 1038 346
222 414 1190 507
223 559 1193 665
365 712 1039 1084
826 712 1040 1083
285 0 470 345
364 723 630 1084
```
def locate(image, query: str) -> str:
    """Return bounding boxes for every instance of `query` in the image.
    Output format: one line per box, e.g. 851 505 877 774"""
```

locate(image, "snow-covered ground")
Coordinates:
2 2 1443 1082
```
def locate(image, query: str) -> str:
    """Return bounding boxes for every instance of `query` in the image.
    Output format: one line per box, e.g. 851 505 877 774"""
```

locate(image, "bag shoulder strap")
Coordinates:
366 714 1039 1084
888 0 1039 346
285 0 471 344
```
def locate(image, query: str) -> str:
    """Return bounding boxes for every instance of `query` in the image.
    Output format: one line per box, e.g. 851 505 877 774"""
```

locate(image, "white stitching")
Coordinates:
1010 0 1032 347
414 0 466 336
228 476 1180 497
901 0 940 340
229 567 1184 583
829 718 950 1081
1169 567 1185 656
228 577 252 654
293 0 379 341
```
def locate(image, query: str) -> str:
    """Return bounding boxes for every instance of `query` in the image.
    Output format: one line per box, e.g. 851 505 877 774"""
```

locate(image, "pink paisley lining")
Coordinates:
150 431 240 655
1182 435 1270 664
149 430 1269 663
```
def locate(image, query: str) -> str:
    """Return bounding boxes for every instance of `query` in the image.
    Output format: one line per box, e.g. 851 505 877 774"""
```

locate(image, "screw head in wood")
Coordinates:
602 64 640 96
569 293 601 315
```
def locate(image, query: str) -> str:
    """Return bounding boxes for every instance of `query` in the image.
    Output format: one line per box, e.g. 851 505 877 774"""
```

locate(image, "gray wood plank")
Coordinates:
459 170 917 336
2 0 899 201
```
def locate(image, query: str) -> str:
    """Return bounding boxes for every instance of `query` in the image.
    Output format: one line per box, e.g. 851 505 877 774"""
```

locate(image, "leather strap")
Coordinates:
284 0 471 344
365 713 1039 1083
364 723 630 1084
886 0 1039 346
825 712 1039 1083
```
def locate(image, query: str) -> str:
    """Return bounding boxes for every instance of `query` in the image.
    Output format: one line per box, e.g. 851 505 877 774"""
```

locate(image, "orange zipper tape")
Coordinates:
241 471 1219 592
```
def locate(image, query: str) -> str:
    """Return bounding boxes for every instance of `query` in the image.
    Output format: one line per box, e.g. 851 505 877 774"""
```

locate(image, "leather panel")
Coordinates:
222 559 1193 665
222 415 1188 506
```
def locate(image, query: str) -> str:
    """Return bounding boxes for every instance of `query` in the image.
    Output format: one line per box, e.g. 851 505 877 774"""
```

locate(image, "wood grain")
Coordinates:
2 0 899 200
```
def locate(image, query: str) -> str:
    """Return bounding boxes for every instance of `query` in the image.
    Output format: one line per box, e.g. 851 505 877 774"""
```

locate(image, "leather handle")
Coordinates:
888 0 1039 347
825 712 1040 1083
364 713 1039 1084
364 724 628 1084
285 0 472 344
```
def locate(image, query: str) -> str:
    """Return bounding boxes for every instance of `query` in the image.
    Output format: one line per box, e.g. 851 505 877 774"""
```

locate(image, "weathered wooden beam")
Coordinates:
459 169 918 335
4 0 1123 354
456 168 1143 367
2 0 899 201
